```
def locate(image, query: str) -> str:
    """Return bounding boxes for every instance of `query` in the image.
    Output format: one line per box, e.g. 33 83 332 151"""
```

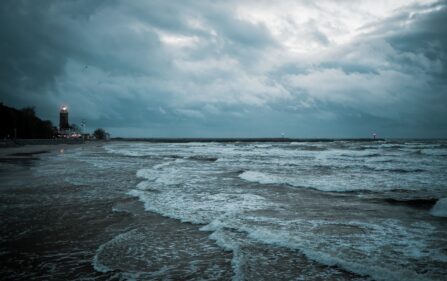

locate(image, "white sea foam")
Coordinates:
136 162 188 187
431 198 447 217
255 224 438 281
107 141 447 280
92 230 136 273
253 144 272 148
204 218 438 281
152 161 173 170
207 229 245 281
238 170 364 192
136 168 158 181
92 227 230 280
238 171 283 185
129 188 272 225
237 167 447 195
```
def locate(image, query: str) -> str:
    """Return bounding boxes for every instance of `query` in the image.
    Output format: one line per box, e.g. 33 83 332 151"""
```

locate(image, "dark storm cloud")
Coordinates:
0 0 446 137
354 1 446 80
1 0 175 125
0 1 65 98
366 1 447 135
278 1 447 137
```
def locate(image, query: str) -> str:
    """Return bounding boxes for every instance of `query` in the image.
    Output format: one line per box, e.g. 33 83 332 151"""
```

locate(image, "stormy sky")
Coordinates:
1 0 446 138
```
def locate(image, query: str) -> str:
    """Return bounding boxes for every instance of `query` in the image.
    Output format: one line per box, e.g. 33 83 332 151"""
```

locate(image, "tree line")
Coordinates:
0 103 55 139
1 103 109 140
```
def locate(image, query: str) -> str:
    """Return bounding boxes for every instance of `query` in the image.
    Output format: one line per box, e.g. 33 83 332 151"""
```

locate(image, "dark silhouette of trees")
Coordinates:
0 103 55 139
93 128 107 140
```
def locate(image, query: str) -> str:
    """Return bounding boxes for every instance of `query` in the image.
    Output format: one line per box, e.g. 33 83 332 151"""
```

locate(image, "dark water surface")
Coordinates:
1 140 446 280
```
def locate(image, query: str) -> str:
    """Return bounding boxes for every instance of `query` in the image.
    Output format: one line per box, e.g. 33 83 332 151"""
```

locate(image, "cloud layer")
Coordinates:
1 0 446 137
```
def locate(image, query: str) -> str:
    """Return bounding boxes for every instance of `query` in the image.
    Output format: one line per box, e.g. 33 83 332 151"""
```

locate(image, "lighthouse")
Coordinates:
59 105 69 130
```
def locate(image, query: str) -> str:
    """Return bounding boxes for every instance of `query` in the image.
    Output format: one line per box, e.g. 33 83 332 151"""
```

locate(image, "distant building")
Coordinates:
56 105 86 139
59 106 69 130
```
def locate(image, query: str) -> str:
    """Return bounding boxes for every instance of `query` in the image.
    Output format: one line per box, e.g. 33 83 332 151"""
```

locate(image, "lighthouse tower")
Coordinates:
59 105 69 131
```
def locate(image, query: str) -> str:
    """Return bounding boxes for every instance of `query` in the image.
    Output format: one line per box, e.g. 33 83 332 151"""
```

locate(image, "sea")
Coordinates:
1 140 447 280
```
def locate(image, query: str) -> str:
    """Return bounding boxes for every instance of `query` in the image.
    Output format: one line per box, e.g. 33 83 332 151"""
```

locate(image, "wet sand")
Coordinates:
0 144 233 280
0 143 81 157
0 145 125 279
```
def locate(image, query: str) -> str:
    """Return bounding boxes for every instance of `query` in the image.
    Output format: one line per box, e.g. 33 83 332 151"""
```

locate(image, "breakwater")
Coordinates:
112 137 385 143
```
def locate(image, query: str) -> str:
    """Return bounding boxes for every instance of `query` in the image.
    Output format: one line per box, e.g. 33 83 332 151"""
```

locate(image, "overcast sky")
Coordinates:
1 0 446 137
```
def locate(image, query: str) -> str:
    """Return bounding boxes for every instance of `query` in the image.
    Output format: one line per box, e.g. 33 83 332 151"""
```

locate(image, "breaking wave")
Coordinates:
431 198 447 217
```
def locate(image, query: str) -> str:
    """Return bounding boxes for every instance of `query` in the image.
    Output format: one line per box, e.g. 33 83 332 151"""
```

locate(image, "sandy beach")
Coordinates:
0 144 78 157
0 142 233 280
0 143 115 279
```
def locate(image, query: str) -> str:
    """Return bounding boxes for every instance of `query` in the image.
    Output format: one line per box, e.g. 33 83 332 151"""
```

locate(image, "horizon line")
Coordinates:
111 137 387 143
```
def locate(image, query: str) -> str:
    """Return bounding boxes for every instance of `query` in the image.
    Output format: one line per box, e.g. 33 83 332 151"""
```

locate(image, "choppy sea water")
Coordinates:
104 140 447 281
2 140 447 280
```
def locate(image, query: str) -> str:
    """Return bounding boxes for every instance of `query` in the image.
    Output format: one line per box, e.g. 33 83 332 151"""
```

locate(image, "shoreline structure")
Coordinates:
113 137 386 143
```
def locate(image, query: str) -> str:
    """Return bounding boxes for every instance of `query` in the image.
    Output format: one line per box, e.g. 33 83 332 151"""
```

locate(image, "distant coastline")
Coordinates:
112 137 386 143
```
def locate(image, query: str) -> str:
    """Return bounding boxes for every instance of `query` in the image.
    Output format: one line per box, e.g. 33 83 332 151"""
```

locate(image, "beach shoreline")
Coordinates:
0 140 102 158
0 142 234 280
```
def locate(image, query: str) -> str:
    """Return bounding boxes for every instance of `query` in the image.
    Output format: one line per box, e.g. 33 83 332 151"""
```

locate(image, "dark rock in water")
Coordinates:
10 151 49 157
383 198 438 209
188 155 219 162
